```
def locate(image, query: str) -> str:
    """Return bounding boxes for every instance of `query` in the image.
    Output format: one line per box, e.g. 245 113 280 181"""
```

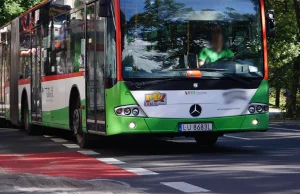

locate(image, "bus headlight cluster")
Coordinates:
132 108 139 116
247 103 269 114
124 108 131 115
114 105 146 117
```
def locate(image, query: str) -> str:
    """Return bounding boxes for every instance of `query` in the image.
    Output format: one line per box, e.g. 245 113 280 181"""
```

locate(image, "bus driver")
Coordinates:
198 29 234 67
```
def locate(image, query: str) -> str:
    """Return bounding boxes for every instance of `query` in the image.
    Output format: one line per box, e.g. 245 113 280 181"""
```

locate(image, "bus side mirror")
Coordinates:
99 0 112 17
266 10 275 37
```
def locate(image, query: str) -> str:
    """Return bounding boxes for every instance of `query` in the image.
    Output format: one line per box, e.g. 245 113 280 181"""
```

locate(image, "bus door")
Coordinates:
86 3 106 133
31 26 42 123
3 43 10 120
0 43 4 118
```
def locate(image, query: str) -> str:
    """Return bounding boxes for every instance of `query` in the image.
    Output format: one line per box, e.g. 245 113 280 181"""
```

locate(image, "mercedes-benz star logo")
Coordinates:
193 83 198 88
189 104 202 117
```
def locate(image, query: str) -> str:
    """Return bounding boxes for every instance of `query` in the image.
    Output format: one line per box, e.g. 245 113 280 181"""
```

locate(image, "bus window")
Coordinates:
66 10 84 73
105 1 116 88
121 0 263 79
54 14 67 75
20 31 31 79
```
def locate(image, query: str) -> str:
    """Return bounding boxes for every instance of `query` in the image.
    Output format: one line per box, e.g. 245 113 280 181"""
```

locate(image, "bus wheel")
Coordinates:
194 134 218 146
23 102 34 135
0 119 8 128
73 100 90 148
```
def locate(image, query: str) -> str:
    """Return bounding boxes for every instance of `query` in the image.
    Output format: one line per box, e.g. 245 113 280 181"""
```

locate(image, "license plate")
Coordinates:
179 123 213 132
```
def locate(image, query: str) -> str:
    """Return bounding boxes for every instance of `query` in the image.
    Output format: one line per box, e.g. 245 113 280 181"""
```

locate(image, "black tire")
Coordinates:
72 98 90 148
0 118 8 128
194 134 218 146
23 102 35 135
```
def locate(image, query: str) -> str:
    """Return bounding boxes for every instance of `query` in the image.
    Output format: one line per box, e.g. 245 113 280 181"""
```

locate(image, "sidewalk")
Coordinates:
269 107 284 118
269 107 300 123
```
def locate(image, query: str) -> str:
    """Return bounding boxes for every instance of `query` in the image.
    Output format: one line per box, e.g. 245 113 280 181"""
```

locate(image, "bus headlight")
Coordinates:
248 106 256 114
129 122 136 129
132 108 139 116
256 105 263 113
124 108 131 115
114 105 146 117
264 106 269 112
245 103 269 114
252 119 259 125
116 108 123 115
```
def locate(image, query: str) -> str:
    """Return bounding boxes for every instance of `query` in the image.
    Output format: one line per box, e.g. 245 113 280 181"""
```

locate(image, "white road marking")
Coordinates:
124 168 158 175
50 138 68 143
224 135 251 140
270 127 300 132
78 150 100 155
63 144 80 149
43 135 53 138
96 158 125 165
161 182 210 193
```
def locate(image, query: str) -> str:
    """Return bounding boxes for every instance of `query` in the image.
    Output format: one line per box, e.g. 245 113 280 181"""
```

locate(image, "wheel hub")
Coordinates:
73 109 80 135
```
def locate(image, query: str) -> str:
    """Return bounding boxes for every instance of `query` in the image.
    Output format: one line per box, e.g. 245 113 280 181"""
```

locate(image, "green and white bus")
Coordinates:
0 0 275 148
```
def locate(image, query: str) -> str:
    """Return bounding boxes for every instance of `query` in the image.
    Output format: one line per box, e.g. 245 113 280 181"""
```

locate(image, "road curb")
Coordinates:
270 120 300 124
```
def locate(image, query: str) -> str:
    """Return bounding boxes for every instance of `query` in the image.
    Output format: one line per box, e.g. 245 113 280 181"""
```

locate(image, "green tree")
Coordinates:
0 0 43 26
266 0 300 116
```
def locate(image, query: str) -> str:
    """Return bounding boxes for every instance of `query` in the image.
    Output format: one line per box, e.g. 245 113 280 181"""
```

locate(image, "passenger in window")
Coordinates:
198 29 234 67
56 56 65 74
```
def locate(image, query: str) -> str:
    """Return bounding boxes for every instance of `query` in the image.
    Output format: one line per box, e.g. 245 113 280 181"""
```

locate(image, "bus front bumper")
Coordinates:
106 113 269 136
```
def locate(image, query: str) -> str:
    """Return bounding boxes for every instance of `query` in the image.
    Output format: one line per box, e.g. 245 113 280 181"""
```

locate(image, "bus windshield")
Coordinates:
120 0 263 80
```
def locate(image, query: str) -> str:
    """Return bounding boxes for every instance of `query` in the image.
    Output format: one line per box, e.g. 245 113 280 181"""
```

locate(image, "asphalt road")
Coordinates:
0 122 299 194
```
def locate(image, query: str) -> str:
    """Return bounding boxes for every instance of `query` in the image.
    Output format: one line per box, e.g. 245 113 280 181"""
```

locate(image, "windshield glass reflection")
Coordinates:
120 0 263 79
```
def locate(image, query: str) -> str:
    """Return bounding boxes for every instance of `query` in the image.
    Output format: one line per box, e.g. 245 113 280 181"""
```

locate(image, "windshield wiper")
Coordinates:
171 68 228 72
170 68 200 71
214 56 236 62
199 68 250 85
129 77 187 88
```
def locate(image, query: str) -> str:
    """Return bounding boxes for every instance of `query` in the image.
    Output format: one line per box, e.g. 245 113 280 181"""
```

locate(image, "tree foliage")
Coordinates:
0 0 43 26
266 0 299 85
265 0 300 116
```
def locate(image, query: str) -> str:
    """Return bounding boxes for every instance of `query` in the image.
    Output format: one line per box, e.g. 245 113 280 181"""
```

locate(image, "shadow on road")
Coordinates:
39 127 260 156
0 126 260 156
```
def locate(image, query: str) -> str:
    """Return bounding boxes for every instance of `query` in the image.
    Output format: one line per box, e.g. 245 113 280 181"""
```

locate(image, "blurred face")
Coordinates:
212 33 223 53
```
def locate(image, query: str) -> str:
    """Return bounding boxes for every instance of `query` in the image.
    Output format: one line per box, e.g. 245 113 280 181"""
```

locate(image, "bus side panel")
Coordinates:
4 25 11 121
10 18 20 126
0 43 3 119
41 74 85 129
41 77 66 126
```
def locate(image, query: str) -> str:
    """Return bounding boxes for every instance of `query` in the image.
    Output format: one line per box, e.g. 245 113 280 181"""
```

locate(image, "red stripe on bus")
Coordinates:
41 72 84 82
4 82 9 87
260 0 269 80
18 79 31 86
115 0 123 81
